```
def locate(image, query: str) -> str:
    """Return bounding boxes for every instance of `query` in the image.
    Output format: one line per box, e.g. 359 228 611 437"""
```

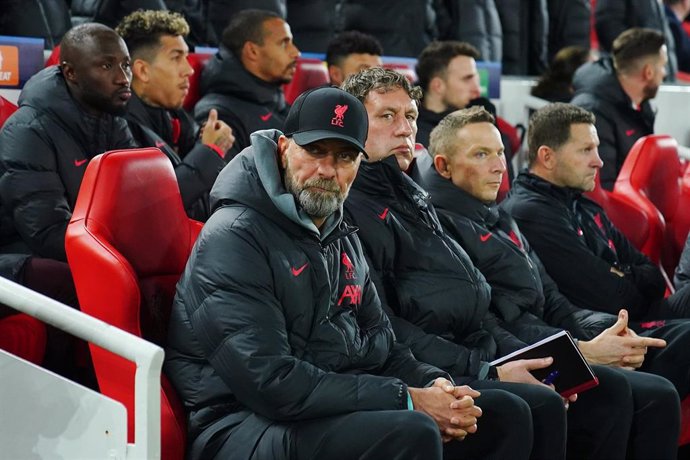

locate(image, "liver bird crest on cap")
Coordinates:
331 104 348 127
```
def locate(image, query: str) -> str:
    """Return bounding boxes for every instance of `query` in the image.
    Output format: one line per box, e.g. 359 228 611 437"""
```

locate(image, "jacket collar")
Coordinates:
353 155 432 212
201 47 287 110
413 153 499 227
513 171 584 206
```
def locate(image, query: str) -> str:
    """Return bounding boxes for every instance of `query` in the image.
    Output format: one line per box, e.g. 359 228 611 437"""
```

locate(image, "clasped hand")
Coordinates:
408 377 482 443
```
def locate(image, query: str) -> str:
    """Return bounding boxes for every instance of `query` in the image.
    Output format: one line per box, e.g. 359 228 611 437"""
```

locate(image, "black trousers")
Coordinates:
203 388 533 460
470 379 566 460
568 365 679 460
635 319 690 400
652 283 690 319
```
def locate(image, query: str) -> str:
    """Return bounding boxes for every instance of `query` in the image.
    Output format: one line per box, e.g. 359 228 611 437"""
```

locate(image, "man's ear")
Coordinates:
642 61 654 81
242 41 260 64
328 65 343 86
429 76 445 96
131 58 149 82
433 154 452 179
61 61 77 83
277 135 289 168
536 145 556 170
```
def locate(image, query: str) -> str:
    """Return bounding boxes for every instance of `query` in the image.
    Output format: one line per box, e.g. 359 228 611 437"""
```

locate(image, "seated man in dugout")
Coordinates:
116 10 235 221
164 86 531 460
502 103 690 322
341 67 659 460
414 105 682 459
0 23 135 378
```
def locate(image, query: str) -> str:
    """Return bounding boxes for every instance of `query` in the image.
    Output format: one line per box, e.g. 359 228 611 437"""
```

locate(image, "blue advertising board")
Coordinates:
0 36 45 89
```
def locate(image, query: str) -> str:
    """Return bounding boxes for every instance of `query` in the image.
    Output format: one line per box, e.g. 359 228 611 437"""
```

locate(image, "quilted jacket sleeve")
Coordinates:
0 114 72 261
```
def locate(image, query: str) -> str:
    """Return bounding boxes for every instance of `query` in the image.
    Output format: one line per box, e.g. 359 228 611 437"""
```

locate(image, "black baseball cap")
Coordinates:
283 87 369 158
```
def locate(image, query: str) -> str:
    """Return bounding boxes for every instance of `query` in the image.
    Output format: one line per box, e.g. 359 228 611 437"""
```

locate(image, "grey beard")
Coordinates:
285 175 344 218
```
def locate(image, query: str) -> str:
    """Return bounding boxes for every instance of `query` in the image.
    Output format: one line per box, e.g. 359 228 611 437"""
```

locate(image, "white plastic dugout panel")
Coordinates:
0 350 127 459
0 277 163 460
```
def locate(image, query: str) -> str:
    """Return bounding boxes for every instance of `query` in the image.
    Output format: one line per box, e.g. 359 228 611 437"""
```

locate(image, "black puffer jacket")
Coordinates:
413 154 616 346
68 0 167 27
164 131 447 459
340 0 438 58
570 58 655 190
125 93 225 221
344 156 502 381
0 66 135 263
194 47 289 160
287 0 342 53
501 172 665 320
435 0 502 62
546 0 590 61
495 0 548 75
0 0 71 49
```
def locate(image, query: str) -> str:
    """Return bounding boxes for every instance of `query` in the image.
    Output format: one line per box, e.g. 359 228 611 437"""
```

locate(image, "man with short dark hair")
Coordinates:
416 105 685 459
414 40 515 179
571 27 667 189
414 40 482 147
165 86 518 460
325 30 383 87
194 9 299 160
117 9 234 220
503 102 690 321
595 0 677 79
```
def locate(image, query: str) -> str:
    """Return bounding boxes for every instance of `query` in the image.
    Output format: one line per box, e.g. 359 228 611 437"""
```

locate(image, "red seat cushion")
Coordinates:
0 313 47 364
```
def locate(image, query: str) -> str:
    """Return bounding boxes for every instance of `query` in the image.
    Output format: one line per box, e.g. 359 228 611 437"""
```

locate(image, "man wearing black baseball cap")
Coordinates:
165 86 496 460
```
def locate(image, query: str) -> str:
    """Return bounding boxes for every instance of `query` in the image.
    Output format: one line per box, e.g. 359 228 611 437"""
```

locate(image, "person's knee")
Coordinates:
389 411 442 454
636 372 680 421
526 385 565 420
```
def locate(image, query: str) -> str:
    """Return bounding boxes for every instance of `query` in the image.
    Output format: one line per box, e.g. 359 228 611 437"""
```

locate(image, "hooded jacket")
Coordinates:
501 172 665 320
413 154 616 347
194 47 290 160
125 92 225 221
571 58 656 190
164 130 447 459
0 66 135 263
344 156 501 380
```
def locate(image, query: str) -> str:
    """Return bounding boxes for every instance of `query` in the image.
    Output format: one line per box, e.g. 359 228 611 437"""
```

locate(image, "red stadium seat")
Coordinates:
0 96 18 127
45 44 61 67
66 148 201 460
0 313 47 365
614 135 686 276
183 52 212 112
585 173 657 260
496 116 522 155
283 58 330 105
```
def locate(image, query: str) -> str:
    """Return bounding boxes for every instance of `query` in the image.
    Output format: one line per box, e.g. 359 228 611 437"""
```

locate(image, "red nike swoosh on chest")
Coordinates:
74 158 88 167
479 233 492 242
378 208 389 220
291 263 308 276
625 129 635 136
155 140 166 148
260 112 273 122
